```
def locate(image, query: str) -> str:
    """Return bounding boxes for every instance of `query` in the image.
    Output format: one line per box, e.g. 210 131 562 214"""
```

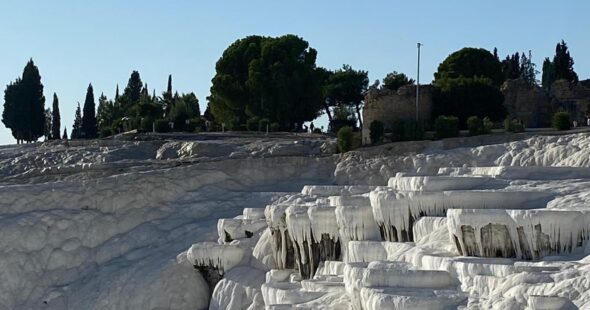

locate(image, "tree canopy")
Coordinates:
433 48 506 126
2 59 46 143
51 93 61 139
209 34 324 130
82 84 98 138
323 65 368 129
382 71 415 91
434 47 504 87
542 40 578 90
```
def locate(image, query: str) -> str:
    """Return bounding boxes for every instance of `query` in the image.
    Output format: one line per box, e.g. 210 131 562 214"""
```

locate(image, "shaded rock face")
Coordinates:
501 78 552 127
362 85 433 145
550 79 590 122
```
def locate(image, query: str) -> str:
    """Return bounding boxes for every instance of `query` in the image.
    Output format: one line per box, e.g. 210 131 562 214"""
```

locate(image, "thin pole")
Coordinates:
416 43 422 122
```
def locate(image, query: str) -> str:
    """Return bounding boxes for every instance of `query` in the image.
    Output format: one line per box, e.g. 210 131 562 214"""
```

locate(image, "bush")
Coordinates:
552 112 571 131
403 120 424 141
185 118 203 132
337 126 353 153
434 115 459 139
270 122 280 132
155 119 170 133
258 118 270 132
100 128 112 138
504 118 525 133
369 120 384 144
246 116 260 131
313 128 322 134
389 119 423 142
140 118 154 133
466 116 492 136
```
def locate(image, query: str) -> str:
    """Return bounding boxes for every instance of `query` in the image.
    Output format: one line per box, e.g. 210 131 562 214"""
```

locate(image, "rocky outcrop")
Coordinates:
362 85 433 145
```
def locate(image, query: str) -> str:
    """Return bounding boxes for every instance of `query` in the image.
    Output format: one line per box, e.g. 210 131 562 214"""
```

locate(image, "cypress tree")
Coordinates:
51 93 61 139
166 75 173 98
541 58 555 90
63 127 68 140
2 59 45 143
82 84 98 139
553 40 578 84
123 71 143 106
71 103 82 139
115 84 120 101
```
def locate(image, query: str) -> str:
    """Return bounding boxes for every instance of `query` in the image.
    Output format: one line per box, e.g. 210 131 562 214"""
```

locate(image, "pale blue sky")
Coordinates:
0 1 588 145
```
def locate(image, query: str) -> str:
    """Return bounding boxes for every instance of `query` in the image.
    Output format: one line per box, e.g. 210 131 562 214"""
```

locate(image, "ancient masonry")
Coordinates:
362 79 590 144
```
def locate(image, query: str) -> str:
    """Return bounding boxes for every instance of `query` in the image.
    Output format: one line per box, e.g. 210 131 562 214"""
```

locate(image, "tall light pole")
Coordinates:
416 43 423 122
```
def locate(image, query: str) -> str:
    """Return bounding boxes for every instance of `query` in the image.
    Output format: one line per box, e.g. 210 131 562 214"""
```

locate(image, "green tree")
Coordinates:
324 65 368 129
71 103 82 139
97 93 114 131
433 77 505 126
2 59 46 143
520 50 538 86
82 84 98 138
541 58 556 91
121 71 143 112
553 40 578 84
209 35 324 130
434 47 504 87
382 71 414 91
51 93 61 139
433 48 505 126
63 127 68 140
541 41 578 90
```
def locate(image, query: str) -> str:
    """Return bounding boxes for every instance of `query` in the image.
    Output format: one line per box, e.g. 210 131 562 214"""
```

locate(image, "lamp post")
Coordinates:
416 43 423 122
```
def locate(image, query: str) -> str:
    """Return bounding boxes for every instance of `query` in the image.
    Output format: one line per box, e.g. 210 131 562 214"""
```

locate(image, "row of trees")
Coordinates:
2 37 582 144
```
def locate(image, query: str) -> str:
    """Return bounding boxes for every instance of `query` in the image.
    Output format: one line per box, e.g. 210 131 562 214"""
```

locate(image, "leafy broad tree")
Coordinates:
51 93 61 139
209 34 324 130
82 84 98 139
433 48 506 127
2 59 46 143
324 65 368 129
382 71 414 91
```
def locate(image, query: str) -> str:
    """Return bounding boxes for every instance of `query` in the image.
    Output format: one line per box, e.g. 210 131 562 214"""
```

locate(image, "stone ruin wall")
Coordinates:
362 79 590 144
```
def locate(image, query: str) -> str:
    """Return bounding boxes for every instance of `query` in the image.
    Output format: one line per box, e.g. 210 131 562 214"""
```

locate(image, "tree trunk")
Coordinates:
324 102 333 123
355 102 363 129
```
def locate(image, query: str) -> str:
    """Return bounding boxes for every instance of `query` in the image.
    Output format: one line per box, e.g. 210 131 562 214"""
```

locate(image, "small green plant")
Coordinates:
552 112 571 131
467 116 492 136
337 126 353 153
369 120 384 144
504 118 525 133
434 115 459 139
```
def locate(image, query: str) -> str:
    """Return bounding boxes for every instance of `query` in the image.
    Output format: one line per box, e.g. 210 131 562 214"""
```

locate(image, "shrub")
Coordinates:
434 115 459 139
504 118 525 133
185 118 203 132
155 119 170 133
100 128 112 138
258 118 270 132
246 116 260 131
270 122 280 132
483 117 493 133
313 128 322 134
552 112 571 131
369 120 384 144
467 116 491 136
337 126 353 153
403 120 424 141
390 120 406 141
140 118 154 133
